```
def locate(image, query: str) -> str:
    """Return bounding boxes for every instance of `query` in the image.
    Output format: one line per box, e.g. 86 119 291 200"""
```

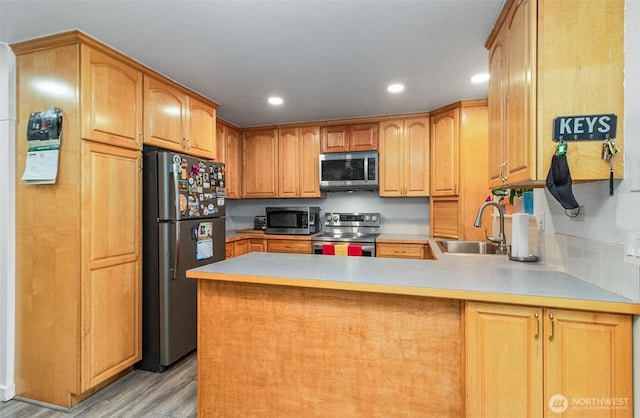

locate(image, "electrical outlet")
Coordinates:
536 212 545 231
569 206 585 222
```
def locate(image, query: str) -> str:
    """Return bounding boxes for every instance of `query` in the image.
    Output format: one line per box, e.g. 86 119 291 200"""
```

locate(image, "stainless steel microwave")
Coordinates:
319 151 378 191
265 206 321 235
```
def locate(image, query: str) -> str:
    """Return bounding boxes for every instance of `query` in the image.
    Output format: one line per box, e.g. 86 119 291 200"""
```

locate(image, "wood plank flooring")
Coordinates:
0 352 196 418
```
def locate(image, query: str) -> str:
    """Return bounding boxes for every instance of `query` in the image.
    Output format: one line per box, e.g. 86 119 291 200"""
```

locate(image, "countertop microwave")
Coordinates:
319 151 378 191
265 206 321 235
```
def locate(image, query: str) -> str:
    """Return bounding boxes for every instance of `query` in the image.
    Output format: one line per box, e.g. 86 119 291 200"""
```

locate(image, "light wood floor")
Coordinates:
0 352 196 418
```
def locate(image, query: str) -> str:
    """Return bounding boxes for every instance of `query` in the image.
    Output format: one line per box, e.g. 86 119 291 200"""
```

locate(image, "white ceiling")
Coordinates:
0 0 504 128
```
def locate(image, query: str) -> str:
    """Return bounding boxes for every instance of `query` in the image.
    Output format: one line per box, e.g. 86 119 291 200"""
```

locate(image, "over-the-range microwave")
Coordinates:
319 151 378 191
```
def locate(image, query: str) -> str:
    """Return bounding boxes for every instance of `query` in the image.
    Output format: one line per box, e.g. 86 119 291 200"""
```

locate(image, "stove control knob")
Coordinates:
364 215 370 222
371 215 378 222
326 215 333 222
332 214 340 223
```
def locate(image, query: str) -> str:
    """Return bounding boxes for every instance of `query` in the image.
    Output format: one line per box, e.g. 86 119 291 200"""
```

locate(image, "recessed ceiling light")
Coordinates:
387 83 405 93
470 73 490 83
268 96 283 105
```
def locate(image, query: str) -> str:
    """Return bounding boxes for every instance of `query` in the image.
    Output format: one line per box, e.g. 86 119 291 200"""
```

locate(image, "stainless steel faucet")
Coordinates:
474 201 508 254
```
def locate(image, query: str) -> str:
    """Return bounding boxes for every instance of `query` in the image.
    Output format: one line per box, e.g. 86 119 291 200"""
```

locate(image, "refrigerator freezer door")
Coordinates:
156 151 225 221
157 217 225 366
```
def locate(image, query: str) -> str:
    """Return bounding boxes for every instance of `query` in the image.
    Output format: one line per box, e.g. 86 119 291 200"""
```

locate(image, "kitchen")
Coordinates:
1 0 640 417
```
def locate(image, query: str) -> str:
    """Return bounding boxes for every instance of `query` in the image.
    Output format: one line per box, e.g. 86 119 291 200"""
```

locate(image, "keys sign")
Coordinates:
553 114 617 141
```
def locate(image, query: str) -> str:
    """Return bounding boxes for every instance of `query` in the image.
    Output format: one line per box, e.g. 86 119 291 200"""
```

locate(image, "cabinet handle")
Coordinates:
548 312 555 342
534 311 540 340
499 161 508 182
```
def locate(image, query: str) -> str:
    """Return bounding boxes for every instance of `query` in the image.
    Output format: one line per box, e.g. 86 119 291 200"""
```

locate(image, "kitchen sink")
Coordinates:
436 240 502 255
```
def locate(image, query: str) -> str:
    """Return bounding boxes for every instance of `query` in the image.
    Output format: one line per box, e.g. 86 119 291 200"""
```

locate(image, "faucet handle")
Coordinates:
484 230 503 244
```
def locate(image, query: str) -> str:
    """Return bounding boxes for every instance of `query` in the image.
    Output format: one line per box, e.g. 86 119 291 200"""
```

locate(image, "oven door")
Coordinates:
312 241 376 257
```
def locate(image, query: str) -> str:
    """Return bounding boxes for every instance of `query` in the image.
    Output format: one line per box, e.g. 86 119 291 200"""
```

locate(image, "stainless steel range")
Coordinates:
312 212 380 257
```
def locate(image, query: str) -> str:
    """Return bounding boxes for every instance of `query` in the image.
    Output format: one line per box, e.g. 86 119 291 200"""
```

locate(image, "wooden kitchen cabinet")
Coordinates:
430 109 459 196
242 128 278 198
12 31 142 407
321 122 378 153
379 116 429 197
466 302 632 417
216 119 242 198
278 126 322 198
486 0 624 187
376 243 434 260
143 75 217 159
429 101 490 240
80 45 143 150
267 239 312 254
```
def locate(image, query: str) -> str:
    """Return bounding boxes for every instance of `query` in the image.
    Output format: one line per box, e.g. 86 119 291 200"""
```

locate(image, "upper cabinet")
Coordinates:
243 128 278 198
379 116 430 197
80 45 143 150
216 120 242 199
143 75 217 159
430 109 459 196
429 100 489 241
321 122 378 153
278 126 322 198
486 0 624 187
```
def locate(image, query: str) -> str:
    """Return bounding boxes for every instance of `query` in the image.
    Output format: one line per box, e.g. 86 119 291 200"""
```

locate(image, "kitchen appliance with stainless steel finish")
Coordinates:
312 212 380 256
265 206 321 235
138 146 226 372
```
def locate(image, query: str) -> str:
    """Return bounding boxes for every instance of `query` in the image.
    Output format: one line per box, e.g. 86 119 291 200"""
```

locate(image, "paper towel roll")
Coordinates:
511 213 530 258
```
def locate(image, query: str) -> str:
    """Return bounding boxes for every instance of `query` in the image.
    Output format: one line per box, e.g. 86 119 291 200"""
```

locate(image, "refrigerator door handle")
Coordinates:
170 221 180 279
171 162 181 279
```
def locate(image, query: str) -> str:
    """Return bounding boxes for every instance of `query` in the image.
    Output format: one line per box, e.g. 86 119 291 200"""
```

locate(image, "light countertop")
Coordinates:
187 251 640 314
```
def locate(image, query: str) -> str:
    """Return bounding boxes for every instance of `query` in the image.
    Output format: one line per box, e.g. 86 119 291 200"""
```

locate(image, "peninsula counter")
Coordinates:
187 252 639 417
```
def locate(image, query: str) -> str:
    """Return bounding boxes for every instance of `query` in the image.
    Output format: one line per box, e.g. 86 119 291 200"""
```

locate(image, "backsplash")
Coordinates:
537 231 640 303
225 193 430 235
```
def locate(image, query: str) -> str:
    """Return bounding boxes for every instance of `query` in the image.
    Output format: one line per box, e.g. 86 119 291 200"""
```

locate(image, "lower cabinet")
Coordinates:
376 243 434 259
466 302 632 418
266 239 312 254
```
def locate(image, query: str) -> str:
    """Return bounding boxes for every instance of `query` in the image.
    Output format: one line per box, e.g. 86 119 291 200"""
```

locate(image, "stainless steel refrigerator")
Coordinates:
138 146 226 372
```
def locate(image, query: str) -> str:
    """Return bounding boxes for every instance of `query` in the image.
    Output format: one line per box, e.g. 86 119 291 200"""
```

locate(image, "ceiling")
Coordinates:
0 0 504 128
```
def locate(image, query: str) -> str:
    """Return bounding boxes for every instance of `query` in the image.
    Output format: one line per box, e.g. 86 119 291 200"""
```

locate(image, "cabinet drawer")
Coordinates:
376 243 426 259
267 240 311 254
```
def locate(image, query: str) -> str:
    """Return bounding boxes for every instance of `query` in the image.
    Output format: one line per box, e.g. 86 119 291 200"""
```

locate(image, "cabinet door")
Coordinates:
321 125 349 153
267 239 312 254
299 126 322 197
278 127 300 197
143 76 187 152
488 35 507 188
221 124 241 199
543 309 632 417
466 302 543 418
187 96 216 159
403 117 429 196
430 109 459 196
430 198 460 239
243 129 277 198
249 239 267 253
81 142 141 391
376 243 425 259
504 0 534 184
379 120 404 196
80 45 143 150
349 122 378 151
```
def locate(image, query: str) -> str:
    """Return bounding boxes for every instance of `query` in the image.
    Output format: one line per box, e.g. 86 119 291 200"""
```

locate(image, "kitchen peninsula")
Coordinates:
187 250 639 417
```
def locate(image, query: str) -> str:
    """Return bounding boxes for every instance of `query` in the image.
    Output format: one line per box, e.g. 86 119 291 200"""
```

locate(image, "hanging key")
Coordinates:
602 136 619 196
